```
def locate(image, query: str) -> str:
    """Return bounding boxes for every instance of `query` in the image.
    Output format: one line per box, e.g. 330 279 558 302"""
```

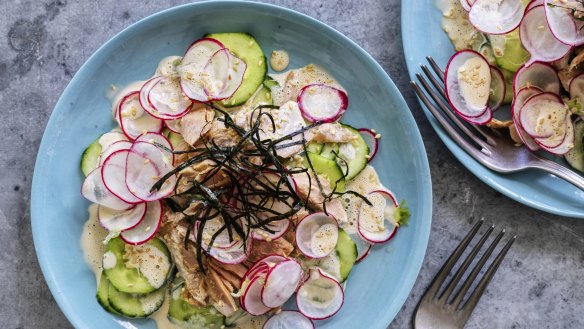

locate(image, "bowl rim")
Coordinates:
31 1 433 327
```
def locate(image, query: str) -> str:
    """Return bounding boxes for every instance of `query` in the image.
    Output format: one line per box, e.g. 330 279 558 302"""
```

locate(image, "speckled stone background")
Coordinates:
1 0 583 328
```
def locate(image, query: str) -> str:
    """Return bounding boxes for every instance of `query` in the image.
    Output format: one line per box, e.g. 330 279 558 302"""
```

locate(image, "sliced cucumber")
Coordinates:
206 33 267 107
107 282 166 318
320 143 339 160
81 137 102 176
263 75 279 89
335 125 369 181
336 229 358 281
103 237 172 294
304 252 342 282
303 152 345 192
251 86 273 107
306 141 324 154
97 273 119 314
566 120 584 173
168 289 225 327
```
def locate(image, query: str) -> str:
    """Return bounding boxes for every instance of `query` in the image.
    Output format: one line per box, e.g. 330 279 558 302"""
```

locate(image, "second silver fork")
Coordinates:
410 56 584 191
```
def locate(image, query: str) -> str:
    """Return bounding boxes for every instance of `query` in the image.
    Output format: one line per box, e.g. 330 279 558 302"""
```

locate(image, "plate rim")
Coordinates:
400 0 584 219
31 1 433 327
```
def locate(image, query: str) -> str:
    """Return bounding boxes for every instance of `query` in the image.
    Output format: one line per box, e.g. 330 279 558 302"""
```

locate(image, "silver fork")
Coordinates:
410 56 584 191
414 219 515 329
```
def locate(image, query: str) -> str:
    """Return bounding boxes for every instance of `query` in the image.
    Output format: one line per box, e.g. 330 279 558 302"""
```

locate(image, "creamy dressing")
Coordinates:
124 244 171 289
310 223 338 256
457 56 491 110
270 50 289 72
270 64 343 106
341 165 383 229
156 56 182 77
109 80 146 117
437 0 482 51
80 204 108 284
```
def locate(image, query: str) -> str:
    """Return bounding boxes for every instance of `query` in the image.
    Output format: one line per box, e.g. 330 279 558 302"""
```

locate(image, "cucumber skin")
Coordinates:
336 229 358 282
107 282 166 318
303 151 346 192
206 33 267 107
168 295 225 327
337 124 369 181
80 137 102 176
104 237 171 294
320 143 339 160
96 273 120 315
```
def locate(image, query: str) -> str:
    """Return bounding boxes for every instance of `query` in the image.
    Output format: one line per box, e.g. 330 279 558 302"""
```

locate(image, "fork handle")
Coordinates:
530 158 584 191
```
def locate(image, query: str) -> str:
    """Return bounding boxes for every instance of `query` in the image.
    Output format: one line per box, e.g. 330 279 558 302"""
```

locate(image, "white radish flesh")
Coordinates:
295 213 339 259
519 93 566 139
445 50 491 119
147 76 193 119
81 167 132 211
263 311 314 329
544 0 584 47
512 87 543 151
98 131 128 150
261 259 304 308
120 200 163 245
513 62 561 95
134 132 174 164
117 91 164 140
519 5 572 66
241 274 271 316
179 38 225 101
526 0 544 12
357 189 399 243
101 150 143 204
296 269 344 320
139 76 164 118
534 112 570 149
297 84 348 123
203 48 247 101
205 232 251 265
540 117 575 155
98 140 132 166
468 0 525 34
126 141 176 201
98 203 146 232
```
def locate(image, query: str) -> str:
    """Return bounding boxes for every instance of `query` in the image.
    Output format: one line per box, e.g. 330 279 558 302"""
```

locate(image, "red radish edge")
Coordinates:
357 189 399 244
296 269 344 320
297 84 348 123
101 150 143 204
260 259 304 308
120 201 163 245
97 203 147 232
357 128 379 163
263 310 315 329
117 91 164 140
511 87 543 151
295 212 339 259
489 65 506 111
512 61 560 95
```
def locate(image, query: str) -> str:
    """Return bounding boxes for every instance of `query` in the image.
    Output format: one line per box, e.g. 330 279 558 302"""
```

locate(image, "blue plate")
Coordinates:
31 2 432 328
402 1 584 218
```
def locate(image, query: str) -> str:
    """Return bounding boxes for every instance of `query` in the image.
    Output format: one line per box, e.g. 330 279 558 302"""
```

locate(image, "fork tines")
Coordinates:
425 219 515 314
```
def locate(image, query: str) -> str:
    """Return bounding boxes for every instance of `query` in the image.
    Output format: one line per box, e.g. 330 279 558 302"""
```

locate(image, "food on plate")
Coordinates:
79 32 410 328
438 0 584 170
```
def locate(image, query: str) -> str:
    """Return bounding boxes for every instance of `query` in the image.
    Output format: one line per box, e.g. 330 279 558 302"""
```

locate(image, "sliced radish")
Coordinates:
459 106 493 125
460 0 472 11
126 141 176 201
203 48 247 101
533 112 570 149
263 311 314 329
252 219 291 241
205 232 252 265
117 91 164 140
569 73 584 100
544 0 584 47
513 62 561 95
295 213 339 259
489 66 506 111
101 150 143 204
134 132 174 164
244 263 271 283
468 0 525 34
98 203 146 232
120 201 163 245
241 274 271 316
540 117 575 155
139 76 164 118
178 38 225 101
519 5 572 66
296 269 344 320
196 216 240 250
147 76 193 119
357 128 379 163
165 117 182 133
81 167 132 211
247 255 287 278
519 92 566 139
346 229 373 263
512 87 543 151
98 140 132 166
526 0 544 12
444 50 491 119
261 259 304 308
98 131 128 150
357 189 399 244
297 84 348 123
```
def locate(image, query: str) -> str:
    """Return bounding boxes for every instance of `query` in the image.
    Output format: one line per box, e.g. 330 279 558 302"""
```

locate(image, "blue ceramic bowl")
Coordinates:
402 0 584 218
32 2 432 328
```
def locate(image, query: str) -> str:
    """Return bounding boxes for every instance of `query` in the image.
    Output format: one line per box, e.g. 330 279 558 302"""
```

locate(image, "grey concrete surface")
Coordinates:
1 0 583 328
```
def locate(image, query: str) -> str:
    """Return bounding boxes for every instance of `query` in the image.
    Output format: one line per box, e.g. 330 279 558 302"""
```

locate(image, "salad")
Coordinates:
79 32 410 328
438 0 584 171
